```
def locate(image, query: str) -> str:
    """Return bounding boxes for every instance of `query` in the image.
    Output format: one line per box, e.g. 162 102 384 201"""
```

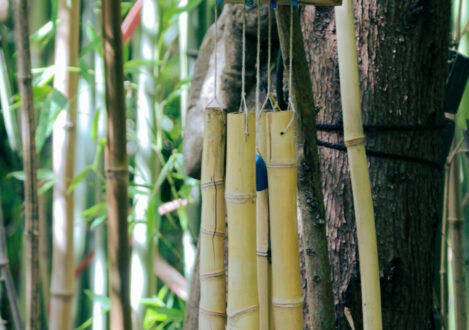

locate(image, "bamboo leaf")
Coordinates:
84 290 110 311
67 166 91 194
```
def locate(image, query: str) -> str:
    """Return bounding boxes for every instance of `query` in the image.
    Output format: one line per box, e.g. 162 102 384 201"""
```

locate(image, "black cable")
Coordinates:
316 139 442 170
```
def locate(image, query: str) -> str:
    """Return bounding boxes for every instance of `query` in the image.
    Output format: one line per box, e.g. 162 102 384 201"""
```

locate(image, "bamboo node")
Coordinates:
448 216 464 223
272 297 303 308
200 228 225 237
256 250 270 257
227 304 259 321
199 307 226 318
201 180 224 191
266 162 297 168
344 136 365 148
200 270 225 279
50 289 74 300
225 193 256 204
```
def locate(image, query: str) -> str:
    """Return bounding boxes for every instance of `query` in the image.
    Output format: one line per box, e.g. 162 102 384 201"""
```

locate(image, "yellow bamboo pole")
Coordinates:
199 108 227 329
266 110 303 329
49 0 80 328
226 112 259 329
447 138 467 330
256 111 272 330
335 1 382 329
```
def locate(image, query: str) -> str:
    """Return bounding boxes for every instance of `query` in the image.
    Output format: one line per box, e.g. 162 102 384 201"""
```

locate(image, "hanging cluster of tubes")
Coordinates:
199 108 303 330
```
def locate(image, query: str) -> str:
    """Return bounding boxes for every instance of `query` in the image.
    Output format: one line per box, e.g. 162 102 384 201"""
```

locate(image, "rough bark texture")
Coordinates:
276 7 335 329
302 1 449 328
101 0 132 328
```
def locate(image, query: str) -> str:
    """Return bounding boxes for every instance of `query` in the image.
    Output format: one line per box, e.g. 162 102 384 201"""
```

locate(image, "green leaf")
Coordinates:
67 166 91 194
84 290 110 311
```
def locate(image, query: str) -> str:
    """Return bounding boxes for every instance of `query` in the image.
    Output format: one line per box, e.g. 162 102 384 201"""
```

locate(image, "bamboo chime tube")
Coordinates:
226 113 259 329
335 1 382 329
256 111 272 330
447 142 467 330
199 108 227 329
266 111 303 328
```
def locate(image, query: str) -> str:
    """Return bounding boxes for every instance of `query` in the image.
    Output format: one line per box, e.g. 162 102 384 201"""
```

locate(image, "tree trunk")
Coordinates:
301 1 449 328
101 0 132 328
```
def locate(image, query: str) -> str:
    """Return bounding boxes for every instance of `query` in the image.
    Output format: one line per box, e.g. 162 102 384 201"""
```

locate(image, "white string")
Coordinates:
240 4 249 135
260 6 272 111
206 3 221 109
255 0 261 151
282 4 296 135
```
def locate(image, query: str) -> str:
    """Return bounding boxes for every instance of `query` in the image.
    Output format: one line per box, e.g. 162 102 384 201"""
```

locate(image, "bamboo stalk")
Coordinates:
49 0 81 327
101 0 132 328
199 108 226 329
275 7 335 328
0 189 23 330
265 111 303 329
447 138 467 330
335 1 382 329
256 111 272 330
440 168 450 327
226 113 259 329
131 0 158 326
12 0 41 328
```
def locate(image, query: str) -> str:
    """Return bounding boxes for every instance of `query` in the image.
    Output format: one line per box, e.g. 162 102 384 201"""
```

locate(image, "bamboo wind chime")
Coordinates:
199 1 344 330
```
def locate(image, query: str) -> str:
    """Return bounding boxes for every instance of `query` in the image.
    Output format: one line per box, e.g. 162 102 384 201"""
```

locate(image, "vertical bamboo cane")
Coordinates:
448 138 467 330
440 169 449 327
265 111 303 329
256 111 272 330
49 0 81 327
13 0 41 327
101 0 132 328
335 1 382 329
226 113 259 329
199 108 226 329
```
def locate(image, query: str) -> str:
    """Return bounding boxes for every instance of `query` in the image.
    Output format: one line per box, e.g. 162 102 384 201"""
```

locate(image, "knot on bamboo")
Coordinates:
225 193 256 204
344 136 365 148
272 297 303 308
199 307 226 318
228 304 259 321
201 180 224 191
200 227 225 237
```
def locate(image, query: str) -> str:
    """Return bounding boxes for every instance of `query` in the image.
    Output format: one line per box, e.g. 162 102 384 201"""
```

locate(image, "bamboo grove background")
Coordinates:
0 0 212 328
0 0 467 329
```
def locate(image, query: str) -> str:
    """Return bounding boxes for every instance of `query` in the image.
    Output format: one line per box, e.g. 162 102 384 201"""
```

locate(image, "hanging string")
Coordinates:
240 3 249 135
261 6 272 111
206 2 221 108
281 3 295 135
255 0 262 151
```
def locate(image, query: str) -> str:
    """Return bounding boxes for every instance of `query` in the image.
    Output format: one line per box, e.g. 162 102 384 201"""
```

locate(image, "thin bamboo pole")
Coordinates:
12 0 41 327
440 168 450 327
335 1 382 329
199 108 226 329
447 137 467 330
256 111 272 330
265 111 303 329
101 0 132 328
49 0 80 327
131 0 158 326
226 113 259 329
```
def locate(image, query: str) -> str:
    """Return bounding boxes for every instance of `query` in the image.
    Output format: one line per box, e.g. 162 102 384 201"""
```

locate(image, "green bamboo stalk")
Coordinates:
131 0 158 326
13 0 41 327
101 0 132 327
448 136 467 330
49 0 81 327
335 1 382 329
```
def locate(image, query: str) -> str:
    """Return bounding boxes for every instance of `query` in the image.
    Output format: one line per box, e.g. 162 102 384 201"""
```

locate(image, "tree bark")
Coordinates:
301 1 450 328
101 0 132 328
276 6 335 330
13 0 41 328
